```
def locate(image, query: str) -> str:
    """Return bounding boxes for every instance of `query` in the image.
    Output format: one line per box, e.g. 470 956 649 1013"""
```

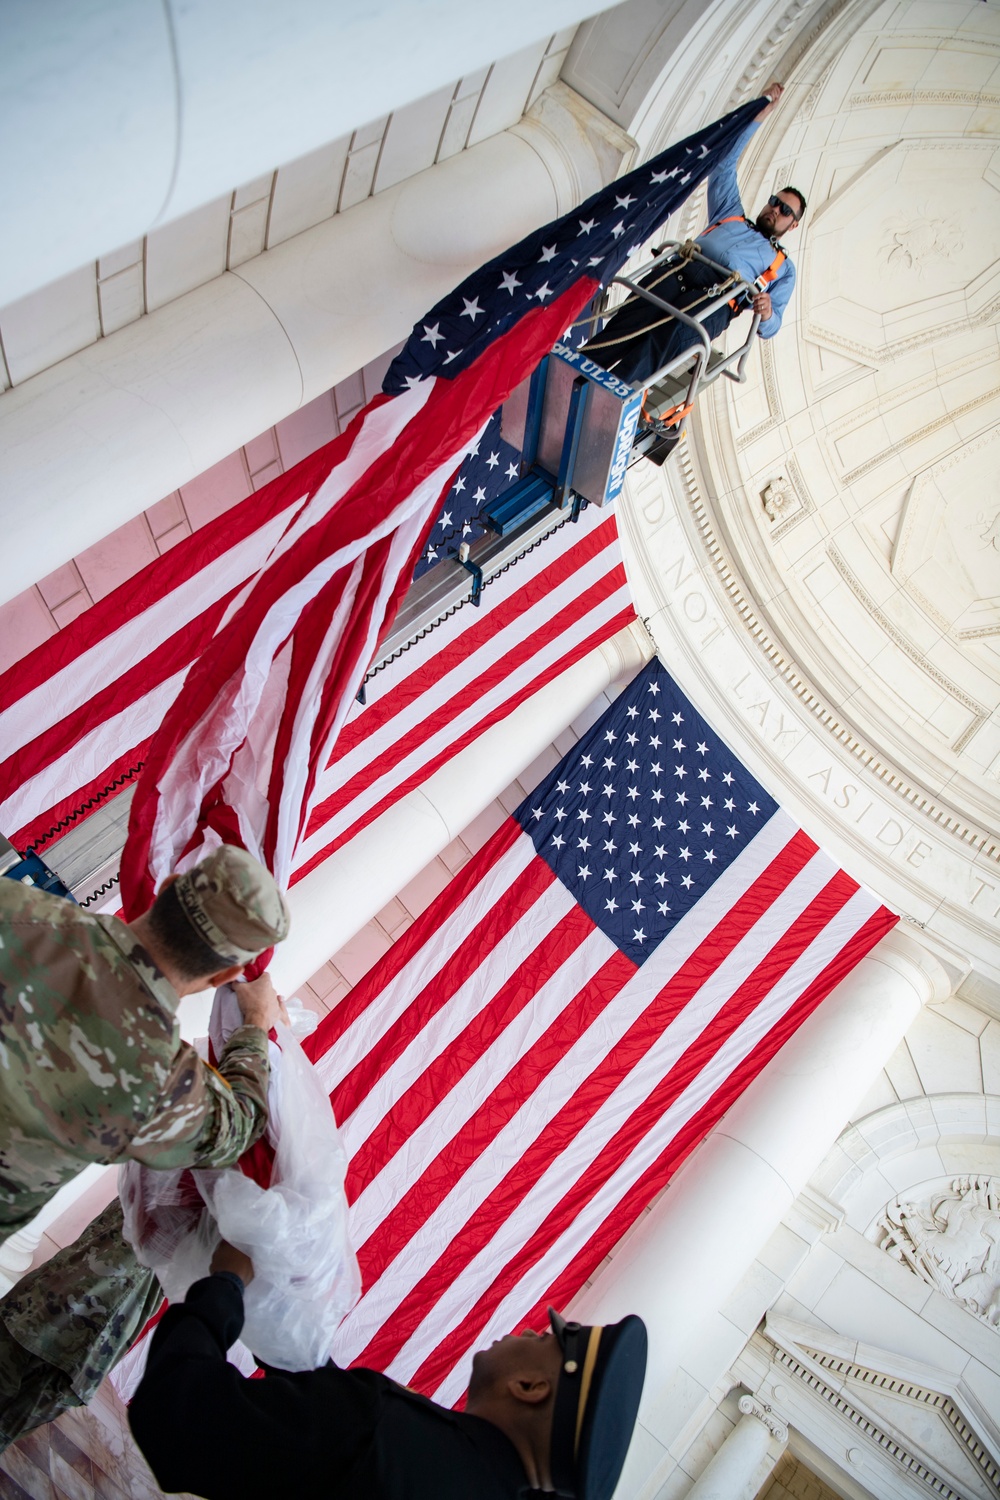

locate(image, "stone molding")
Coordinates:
762 454 815 540
836 382 1000 482
748 1315 1000 1500
661 438 1000 866
736 337 783 448
850 89 1000 110
811 1094 1000 1214
510 81 638 213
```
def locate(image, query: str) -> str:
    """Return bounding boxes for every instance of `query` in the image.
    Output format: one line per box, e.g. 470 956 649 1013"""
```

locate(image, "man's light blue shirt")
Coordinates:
693 121 796 338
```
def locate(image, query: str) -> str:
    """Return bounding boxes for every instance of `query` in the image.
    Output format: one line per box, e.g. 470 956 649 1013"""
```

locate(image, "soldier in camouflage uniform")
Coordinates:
0 843 291 1448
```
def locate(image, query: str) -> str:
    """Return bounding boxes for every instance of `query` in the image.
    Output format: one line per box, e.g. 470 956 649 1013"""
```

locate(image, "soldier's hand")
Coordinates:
752 291 773 321
233 972 284 1031
756 81 783 118
211 1240 254 1286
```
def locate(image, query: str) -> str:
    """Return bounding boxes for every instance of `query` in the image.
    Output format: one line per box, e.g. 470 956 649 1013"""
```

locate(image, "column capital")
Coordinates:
509 81 637 213
738 1394 788 1445
867 926 956 1007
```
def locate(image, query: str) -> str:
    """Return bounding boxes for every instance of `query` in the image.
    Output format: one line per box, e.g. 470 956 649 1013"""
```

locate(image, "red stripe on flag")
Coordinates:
335 853 560 1144
304 816 526 1065
3 595 235 831
121 279 600 917
304 561 628 838
348 829 820 1374
350 900 603 1237
0 486 304 706
356 948 636 1293
9 743 149 854
321 517 623 770
293 603 634 881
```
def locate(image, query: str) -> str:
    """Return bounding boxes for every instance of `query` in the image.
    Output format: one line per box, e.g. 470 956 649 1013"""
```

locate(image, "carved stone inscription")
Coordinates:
875 1177 1000 1329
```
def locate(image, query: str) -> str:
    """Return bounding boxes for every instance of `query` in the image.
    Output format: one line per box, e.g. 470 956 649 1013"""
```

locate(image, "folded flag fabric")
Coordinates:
117 95 767 920
293 502 632 881
302 656 897 1404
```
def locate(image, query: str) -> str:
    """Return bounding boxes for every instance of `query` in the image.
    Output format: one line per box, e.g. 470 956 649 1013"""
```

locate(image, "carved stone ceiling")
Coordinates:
621 0 1000 981
712 0 1000 807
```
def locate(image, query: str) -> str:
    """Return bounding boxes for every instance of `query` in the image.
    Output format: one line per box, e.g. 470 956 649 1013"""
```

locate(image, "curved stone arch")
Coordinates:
810 1092 1000 1233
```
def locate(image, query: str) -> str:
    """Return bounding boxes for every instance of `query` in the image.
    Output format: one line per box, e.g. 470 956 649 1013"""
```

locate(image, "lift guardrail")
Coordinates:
483 241 762 534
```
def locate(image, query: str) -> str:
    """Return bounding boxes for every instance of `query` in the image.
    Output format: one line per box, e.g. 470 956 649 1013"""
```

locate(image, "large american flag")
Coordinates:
113 96 766 919
301 658 897 1403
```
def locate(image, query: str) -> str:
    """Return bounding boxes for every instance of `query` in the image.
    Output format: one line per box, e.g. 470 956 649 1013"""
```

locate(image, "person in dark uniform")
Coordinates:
128 1241 648 1499
582 81 804 387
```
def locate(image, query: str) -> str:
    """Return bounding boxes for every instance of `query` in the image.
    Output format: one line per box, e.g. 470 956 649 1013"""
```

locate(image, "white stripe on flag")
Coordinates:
304 517 622 815
347 817 819 1256
296 574 631 866
0 674 187 837
313 835 540 1095
345 918 612 1247
0 509 299 759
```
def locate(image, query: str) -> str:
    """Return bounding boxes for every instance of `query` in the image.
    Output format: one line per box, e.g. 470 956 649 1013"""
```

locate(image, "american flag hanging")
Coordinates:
300 657 897 1404
114 96 767 921
0 499 631 905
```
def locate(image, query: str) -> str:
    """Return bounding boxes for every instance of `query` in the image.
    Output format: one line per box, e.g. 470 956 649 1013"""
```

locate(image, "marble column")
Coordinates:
2 0 607 305
685 1396 788 1500
0 84 632 607
571 929 951 1404
689 1392 791 1500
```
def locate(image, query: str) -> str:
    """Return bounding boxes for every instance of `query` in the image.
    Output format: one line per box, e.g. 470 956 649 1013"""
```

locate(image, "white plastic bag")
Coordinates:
120 995 360 1371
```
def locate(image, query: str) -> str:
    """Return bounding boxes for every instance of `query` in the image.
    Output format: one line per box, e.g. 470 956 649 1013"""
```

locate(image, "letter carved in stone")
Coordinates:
875 1177 1000 1328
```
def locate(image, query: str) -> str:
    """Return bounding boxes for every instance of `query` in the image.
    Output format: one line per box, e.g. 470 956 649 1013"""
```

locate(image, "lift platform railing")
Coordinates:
480 241 764 539
600 238 763 422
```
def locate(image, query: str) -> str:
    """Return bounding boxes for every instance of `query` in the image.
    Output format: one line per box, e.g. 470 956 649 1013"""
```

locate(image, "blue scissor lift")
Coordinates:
480 241 763 543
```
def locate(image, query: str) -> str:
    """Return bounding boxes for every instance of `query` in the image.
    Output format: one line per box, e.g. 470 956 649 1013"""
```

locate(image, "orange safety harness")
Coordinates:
702 215 786 309
649 219 786 432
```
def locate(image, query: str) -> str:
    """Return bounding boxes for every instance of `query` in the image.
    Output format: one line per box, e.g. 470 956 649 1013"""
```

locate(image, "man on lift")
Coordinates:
583 81 804 385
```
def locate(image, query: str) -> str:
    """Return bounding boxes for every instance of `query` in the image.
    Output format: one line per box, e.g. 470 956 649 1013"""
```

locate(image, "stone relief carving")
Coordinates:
875 1177 1000 1328
881 217 963 275
761 478 799 523
975 510 1000 553
758 459 816 540
852 88 1000 110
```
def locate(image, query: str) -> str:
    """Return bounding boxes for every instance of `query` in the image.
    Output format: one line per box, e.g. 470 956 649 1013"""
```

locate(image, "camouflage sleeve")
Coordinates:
125 1026 270 1170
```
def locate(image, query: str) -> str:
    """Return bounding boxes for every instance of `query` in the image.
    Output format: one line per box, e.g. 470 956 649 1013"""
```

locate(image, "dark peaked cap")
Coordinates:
547 1307 648 1500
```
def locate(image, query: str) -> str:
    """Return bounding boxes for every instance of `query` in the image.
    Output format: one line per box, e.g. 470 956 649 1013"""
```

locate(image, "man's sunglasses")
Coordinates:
768 193 800 221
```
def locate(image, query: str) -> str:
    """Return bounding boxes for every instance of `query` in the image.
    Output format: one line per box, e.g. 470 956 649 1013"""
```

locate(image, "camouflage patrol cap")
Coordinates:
172 845 290 965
